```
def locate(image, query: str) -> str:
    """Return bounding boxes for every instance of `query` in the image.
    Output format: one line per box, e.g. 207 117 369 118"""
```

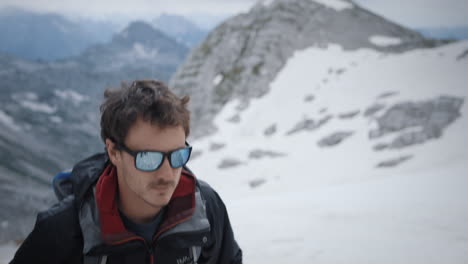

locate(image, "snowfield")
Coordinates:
189 41 468 263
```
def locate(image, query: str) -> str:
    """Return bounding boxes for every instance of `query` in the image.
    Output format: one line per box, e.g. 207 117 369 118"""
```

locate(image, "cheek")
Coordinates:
173 168 183 182
120 157 146 188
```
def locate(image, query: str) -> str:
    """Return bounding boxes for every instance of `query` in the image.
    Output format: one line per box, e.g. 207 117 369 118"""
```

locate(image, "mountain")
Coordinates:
167 0 467 262
0 21 188 243
170 0 447 139
79 21 188 79
416 26 468 40
0 7 117 60
152 13 208 47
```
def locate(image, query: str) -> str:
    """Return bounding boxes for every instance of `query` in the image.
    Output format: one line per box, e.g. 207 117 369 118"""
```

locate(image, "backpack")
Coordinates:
53 170 73 201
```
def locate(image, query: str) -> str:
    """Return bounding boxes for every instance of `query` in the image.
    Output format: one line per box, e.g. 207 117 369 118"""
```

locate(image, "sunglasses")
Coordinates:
117 142 192 172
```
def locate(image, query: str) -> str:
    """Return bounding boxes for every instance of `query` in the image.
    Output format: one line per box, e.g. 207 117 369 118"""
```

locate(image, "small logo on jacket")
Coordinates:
176 256 194 264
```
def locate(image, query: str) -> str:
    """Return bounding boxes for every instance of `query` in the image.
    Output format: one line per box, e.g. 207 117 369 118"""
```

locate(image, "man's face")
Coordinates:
108 118 186 211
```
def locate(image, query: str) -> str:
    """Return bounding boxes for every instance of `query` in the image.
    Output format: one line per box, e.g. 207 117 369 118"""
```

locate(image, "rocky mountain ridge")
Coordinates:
170 0 449 138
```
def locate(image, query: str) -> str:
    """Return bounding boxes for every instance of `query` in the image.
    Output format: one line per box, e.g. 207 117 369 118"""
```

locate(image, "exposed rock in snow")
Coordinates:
248 149 286 159
264 124 277 136
304 94 315 102
318 131 354 147
369 96 464 149
376 155 413 167
364 103 386 117
249 178 267 188
377 91 399 99
218 158 243 169
226 114 241 123
209 142 226 151
338 110 360 119
286 115 332 135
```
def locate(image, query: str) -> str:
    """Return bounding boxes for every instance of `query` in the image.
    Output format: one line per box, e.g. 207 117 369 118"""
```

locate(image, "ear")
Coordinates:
105 138 121 165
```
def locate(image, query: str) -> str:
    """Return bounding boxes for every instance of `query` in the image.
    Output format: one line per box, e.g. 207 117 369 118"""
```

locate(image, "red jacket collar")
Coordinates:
95 164 196 244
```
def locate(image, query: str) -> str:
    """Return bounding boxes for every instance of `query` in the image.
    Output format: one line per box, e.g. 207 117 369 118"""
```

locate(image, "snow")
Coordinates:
261 0 275 7
0 242 17 263
213 74 223 86
190 41 468 263
54 89 88 105
19 100 56 114
369 35 403 46
50 116 63 123
132 43 159 59
311 0 353 11
0 110 21 131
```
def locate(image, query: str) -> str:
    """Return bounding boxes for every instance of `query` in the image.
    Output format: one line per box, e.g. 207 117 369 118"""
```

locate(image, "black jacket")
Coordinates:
11 153 242 264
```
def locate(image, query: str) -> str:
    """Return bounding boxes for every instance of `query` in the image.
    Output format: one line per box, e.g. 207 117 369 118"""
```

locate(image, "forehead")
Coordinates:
124 118 186 151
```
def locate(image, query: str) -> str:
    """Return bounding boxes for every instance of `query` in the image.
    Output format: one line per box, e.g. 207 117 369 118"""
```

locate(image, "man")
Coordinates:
11 80 242 263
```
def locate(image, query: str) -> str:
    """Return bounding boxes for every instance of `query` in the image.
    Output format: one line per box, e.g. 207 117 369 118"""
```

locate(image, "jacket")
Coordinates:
11 153 242 264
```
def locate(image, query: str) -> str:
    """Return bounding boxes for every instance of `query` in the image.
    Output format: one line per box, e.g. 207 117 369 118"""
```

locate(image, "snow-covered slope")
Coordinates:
189 41 468 263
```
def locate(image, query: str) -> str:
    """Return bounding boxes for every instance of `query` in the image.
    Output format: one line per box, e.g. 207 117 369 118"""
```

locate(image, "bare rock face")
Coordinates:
369 96 464 148
170 0 442 138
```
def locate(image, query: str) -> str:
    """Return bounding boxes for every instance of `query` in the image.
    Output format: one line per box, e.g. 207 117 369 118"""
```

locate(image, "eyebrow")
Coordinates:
121 141 189 153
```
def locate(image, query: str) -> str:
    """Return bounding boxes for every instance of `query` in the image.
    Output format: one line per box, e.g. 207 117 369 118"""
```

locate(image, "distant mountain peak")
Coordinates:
152 14 207 47
114 21 169 45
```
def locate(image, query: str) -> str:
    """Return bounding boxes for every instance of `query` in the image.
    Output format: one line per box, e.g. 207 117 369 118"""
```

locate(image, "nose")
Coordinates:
156 156 173 177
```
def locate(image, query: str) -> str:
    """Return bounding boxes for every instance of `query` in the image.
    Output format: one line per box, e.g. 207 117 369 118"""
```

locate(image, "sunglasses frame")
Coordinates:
117 142 192 172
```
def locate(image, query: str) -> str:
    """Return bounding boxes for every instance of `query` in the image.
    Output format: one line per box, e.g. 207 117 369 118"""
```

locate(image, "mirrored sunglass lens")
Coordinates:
170 148 191 168
136 152 163 171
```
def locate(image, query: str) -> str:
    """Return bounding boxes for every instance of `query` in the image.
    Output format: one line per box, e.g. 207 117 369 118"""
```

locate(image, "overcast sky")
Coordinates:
0 0 467 28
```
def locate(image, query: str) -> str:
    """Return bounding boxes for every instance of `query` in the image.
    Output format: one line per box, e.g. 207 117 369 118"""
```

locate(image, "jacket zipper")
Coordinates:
147 243 154 264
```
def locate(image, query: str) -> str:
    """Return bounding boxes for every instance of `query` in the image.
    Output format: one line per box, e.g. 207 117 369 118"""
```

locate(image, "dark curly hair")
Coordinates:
100 80 190 145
